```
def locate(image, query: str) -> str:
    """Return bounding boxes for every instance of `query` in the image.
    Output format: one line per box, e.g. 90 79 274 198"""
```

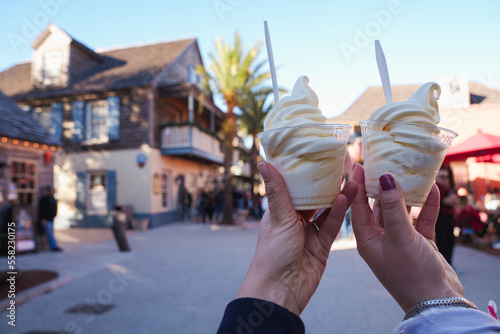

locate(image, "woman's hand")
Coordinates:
350 163 464 312
236 162 358 315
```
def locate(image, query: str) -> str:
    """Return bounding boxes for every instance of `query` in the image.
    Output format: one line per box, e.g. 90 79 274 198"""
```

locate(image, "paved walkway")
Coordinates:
1 222 499 333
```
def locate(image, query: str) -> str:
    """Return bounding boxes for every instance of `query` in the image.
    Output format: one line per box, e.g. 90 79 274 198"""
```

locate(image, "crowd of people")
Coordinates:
435 166 500 267
176 174 268 224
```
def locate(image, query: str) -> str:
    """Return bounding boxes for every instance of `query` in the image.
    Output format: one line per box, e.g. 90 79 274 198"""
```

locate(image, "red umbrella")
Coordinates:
444 130 500 163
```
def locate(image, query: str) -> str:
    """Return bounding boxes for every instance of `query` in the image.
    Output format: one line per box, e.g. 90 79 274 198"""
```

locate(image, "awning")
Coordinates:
444 130 500 163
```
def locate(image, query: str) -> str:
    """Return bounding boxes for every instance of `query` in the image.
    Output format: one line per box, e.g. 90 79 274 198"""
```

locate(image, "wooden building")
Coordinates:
0 89 61 251
0 24 231 228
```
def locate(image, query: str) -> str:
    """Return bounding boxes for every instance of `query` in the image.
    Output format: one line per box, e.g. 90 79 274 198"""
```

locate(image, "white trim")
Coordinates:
41 50 63 85
84 99 109 145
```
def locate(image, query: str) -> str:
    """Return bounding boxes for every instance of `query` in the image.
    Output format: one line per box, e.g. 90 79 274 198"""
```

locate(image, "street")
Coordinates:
1 222 499 334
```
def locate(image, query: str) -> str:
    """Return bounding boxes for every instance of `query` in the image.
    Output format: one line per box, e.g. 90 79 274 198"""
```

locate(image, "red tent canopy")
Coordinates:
444 130 500 163
476 154 500 163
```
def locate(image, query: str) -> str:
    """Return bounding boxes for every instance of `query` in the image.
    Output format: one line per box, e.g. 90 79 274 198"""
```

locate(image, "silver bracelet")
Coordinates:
404 297 478 321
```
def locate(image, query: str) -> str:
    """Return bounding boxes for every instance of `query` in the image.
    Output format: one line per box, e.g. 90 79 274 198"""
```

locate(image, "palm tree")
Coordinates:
237 88 274 208
197 32 270 225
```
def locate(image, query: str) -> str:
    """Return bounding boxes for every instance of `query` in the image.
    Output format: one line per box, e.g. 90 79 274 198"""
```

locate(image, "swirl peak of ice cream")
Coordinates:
264 75 327 130
361 82 457 206
258 76 350 210
369 82 441 125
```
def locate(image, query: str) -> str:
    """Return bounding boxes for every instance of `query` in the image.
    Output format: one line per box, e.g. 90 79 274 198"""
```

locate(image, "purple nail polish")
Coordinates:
380 174 396 191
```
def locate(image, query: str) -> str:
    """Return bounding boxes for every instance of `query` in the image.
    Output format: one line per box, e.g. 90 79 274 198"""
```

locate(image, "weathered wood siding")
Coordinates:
18 87 151 152
69 45 99 82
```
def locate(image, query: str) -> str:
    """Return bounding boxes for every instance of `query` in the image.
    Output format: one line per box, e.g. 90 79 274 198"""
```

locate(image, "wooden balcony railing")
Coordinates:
160 124 224 164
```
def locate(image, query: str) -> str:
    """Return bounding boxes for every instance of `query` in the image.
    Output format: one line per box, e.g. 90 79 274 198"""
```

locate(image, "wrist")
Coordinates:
404 297 477 321
399 269 464 312
236 268 301 316
401 291 464 313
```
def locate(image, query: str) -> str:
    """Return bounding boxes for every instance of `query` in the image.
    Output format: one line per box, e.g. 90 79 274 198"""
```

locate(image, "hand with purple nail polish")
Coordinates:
235 162 358 316
351 163 464 313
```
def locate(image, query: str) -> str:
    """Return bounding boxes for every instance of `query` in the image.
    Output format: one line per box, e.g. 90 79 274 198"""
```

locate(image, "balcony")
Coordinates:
160 124 224 164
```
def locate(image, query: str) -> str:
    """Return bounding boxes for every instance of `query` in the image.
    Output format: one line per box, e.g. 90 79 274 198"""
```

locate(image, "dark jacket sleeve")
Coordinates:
38 196 58 221
38 196 47 220
217 298 305 334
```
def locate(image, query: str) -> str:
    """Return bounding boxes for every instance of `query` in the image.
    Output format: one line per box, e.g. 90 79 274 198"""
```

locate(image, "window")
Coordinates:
161 172 169 208
86 100 109 143
88 172 107 214
42 50 62 85
10 160 37 205
187 65 199 84
33 106 52 134
76 170 116 215
73 97 120 144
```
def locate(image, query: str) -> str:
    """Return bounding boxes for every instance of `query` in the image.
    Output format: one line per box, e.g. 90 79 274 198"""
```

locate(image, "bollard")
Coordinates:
111 207 131 252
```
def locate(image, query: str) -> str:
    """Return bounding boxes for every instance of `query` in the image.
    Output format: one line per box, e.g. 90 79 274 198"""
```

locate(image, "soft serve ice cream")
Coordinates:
258 76 350 210
361 82 457 206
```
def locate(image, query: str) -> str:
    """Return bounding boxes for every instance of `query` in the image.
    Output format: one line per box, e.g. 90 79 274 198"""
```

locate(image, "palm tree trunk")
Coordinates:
221 105 236 225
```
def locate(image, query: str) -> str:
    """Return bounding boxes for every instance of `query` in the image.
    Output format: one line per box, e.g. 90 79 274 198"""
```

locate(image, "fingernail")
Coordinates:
380 174 396 191
257 162 270 181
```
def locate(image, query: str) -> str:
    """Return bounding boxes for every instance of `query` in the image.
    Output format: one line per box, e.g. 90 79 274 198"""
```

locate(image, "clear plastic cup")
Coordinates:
360 120 458 206
257 124 351 210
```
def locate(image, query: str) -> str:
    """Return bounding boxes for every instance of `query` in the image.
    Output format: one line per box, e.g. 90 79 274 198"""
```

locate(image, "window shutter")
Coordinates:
72 101 84 142
75 172 86 212
106 170 117 210
107 96 120 140
50 102 63 140
188 65 195 83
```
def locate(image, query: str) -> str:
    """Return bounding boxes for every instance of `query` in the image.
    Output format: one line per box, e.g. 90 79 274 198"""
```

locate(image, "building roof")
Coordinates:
0 38 196 100
328 82 500 125
0 90 61 146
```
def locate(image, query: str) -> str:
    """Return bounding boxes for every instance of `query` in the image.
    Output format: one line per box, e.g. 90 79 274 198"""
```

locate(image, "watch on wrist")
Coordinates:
404 297 478 321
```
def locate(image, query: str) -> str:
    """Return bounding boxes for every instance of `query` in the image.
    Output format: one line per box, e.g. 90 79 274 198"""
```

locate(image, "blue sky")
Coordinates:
1 0 499 118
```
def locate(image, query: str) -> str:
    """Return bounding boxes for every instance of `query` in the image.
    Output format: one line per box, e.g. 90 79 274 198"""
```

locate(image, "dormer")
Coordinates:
31 23 101 89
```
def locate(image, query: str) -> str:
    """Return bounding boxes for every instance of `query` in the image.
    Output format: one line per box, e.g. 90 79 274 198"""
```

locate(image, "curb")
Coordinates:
0 275 71 311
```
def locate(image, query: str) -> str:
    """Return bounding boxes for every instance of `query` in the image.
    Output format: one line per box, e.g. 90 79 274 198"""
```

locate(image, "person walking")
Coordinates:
176 176 192 223
205 190 215 224
435 167 457 265
195 188 212 224
38 186 62 252
214 187 225 224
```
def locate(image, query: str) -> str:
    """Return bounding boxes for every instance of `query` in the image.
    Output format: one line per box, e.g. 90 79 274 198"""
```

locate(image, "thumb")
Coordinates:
378 174 414 244
258 162 298 227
